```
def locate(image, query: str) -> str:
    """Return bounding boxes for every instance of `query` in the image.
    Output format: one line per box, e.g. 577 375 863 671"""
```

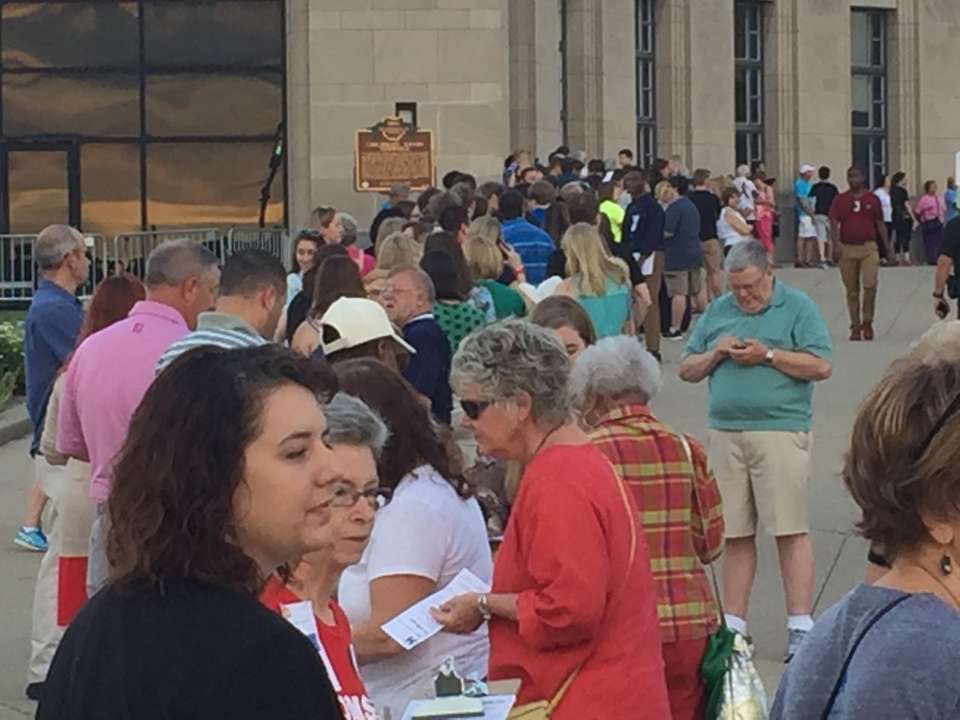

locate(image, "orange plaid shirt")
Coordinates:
589 404 725 643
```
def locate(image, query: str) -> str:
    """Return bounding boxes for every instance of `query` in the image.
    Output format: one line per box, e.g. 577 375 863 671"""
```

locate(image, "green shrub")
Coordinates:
0 321 25 406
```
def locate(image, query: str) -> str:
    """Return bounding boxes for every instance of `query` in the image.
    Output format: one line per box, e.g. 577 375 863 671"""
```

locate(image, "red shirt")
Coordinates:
829 190 883 245
488 444 670 720
261 577 376 720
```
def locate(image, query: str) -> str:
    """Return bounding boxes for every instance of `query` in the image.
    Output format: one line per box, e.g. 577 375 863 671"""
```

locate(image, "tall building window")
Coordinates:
0 1 287 237
734 0 764 167
851 9 887 188
635 0 656 169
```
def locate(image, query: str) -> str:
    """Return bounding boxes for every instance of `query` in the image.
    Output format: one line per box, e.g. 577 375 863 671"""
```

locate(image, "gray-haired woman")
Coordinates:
432 320 670 719
571 335 725 720
260 393 391 717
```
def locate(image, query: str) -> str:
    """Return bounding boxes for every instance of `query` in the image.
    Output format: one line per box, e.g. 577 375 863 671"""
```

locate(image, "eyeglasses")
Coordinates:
460 399 493 421
329 481 393 511
914 392 960 460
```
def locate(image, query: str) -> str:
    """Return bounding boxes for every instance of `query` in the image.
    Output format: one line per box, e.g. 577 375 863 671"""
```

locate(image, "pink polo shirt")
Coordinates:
57 301 189 503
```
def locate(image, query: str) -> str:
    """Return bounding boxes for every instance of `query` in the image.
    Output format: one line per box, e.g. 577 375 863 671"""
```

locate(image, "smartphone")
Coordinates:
936 299 951 319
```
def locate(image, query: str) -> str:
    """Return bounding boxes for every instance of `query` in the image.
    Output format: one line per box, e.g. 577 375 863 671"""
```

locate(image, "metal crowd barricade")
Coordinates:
0 232 109 304
225 227 289 263
113 228 225 280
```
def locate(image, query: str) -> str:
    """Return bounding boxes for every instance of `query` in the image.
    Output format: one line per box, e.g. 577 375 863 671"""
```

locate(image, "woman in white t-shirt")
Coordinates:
718 187 753 252
334 359 493 719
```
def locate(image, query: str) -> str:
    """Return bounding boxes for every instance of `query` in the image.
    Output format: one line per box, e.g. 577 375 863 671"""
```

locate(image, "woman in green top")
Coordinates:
557 223 632 339
464 216 527 320
420 250 487 354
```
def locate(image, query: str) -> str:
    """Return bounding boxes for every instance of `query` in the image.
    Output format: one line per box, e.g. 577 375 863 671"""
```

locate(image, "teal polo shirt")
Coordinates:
684 280 832 432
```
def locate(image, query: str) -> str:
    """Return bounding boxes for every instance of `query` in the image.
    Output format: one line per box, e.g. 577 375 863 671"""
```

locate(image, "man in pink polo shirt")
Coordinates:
57 239 220 594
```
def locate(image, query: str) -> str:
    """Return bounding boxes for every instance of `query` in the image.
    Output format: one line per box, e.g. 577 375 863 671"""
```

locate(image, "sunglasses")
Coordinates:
460 399 493 421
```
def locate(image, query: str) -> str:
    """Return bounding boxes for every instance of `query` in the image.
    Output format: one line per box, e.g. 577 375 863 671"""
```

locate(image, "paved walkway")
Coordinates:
0 264 940 717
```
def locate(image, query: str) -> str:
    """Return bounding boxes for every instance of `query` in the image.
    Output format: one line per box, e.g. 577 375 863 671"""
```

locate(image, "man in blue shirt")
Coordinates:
679 240 832 663
623 170 665 359
19 225 88 552
499 190 556 285
661 176 703 339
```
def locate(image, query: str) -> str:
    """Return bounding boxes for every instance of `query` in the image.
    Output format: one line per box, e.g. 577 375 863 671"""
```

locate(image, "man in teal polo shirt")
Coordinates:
679 240 832 663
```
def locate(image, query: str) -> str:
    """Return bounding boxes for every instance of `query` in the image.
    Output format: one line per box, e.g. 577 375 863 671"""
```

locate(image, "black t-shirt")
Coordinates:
38 580 341 720
941 217 960 261
286 291 312 345
689 189 722 240
810 181 839 215
891 185 910 223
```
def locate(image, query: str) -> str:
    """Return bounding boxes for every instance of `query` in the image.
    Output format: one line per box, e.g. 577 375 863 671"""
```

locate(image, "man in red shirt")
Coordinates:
830 166 889 341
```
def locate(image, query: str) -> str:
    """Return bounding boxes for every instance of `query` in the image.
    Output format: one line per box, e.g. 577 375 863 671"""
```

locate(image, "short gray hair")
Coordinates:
35 224 83 270
724 239 771 274
451 319 571 426
145 239 219 287
390 265 436 303
569 335 662 410
323 392 390 460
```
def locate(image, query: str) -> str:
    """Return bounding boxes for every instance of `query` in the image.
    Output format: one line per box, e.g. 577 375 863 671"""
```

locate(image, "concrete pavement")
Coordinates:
0 264 941 717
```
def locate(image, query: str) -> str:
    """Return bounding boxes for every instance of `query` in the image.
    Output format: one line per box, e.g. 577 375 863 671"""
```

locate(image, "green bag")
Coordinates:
700 624 737 720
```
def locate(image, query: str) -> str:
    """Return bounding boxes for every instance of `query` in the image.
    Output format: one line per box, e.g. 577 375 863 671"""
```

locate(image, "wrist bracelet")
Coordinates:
477 593 492 621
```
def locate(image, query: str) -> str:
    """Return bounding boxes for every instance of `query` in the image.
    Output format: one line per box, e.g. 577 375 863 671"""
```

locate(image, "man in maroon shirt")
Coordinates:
830 166 889 341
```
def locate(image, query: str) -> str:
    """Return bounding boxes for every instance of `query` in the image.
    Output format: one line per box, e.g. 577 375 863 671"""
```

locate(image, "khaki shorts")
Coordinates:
702 238 723 275
664 269 703 297
707 429 812 538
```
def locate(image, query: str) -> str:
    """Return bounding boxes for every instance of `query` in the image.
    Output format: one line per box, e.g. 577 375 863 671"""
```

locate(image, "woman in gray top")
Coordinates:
773 339 960 718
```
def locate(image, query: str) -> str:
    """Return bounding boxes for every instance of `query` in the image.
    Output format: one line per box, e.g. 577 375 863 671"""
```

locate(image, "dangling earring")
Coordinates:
941 553 953 576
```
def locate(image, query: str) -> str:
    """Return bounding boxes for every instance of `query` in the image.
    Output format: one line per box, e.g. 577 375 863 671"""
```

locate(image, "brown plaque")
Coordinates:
355 117 435 192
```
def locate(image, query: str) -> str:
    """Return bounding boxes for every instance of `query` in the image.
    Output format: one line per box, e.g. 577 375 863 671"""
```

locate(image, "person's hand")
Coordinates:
832 244 842 264
935 297 951 319
430 593 485 634
728 339 769 365
715 336 741 356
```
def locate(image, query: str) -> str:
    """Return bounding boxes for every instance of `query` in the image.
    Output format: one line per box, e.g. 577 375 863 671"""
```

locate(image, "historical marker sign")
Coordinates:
355 117 435 192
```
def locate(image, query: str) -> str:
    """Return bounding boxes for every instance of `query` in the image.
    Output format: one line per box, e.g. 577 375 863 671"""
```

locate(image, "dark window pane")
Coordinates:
146 73 281 136
735 6 746 59
872 76 885 129
7 149 69 234
852 134 871 175
735 70 747 124
736 132 748 167
146 143 284 228
871 14 884 66
81 144 141 238
1 2 138 69
2 72 139 136
144 1 282 69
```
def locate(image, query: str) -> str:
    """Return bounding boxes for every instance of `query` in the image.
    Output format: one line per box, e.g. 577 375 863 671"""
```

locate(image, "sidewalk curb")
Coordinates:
0 401 30 446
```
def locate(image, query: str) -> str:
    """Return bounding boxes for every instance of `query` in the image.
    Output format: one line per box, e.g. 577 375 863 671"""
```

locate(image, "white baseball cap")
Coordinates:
320 297 415 356
799 164 816 174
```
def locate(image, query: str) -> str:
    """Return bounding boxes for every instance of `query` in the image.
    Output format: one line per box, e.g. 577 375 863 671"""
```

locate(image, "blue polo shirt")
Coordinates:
684 280 831 432
501 218 556 285
24 280 84 455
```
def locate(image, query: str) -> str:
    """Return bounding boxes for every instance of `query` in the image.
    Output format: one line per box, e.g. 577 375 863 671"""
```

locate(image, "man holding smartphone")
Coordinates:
679 240 832 663
829 166 889 341
933 214 960 318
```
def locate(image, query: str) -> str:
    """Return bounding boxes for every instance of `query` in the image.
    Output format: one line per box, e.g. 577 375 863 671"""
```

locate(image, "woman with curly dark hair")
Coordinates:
333 358 492 719
38 345 342 720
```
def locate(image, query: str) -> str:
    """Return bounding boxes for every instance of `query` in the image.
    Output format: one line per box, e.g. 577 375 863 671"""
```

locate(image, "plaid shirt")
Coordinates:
590 404 725 643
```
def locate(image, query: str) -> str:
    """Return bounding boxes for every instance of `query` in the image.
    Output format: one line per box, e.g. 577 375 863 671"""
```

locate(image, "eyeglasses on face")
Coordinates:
329 481 393 511
460 399 493 421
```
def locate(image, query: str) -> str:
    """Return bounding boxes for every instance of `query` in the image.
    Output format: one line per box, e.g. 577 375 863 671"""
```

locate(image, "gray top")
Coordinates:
772 584 960 719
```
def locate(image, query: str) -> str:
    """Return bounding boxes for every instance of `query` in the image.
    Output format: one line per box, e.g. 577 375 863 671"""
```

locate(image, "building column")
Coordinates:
656 0 693 166
889 0 920 184
286 0 312 232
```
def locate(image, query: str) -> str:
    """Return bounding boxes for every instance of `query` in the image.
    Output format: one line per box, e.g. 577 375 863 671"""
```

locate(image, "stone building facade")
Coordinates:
293 0 960 253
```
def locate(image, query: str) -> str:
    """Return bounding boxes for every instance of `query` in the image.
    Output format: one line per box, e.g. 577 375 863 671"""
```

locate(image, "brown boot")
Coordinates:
862 321 874 341
850 324 862 341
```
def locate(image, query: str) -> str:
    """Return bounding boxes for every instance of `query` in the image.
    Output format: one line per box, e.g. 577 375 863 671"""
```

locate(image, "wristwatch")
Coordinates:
477 594 492 621
764 349 775 365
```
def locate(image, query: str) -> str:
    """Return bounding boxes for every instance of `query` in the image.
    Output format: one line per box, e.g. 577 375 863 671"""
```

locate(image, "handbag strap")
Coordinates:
678 433 727 625
819 593 911 719
546 460 639 714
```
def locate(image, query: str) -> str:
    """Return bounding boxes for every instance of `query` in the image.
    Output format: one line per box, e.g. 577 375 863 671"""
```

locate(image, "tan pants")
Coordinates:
839 242 880 328
642 250 664 353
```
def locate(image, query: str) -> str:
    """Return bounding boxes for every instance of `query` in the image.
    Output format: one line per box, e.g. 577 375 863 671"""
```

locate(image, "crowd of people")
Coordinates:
13 142 960 720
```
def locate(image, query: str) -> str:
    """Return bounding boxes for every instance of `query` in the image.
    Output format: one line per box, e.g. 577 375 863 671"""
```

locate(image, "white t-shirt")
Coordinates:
733 176 757 215
873 188 894 223
338 465 493 718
